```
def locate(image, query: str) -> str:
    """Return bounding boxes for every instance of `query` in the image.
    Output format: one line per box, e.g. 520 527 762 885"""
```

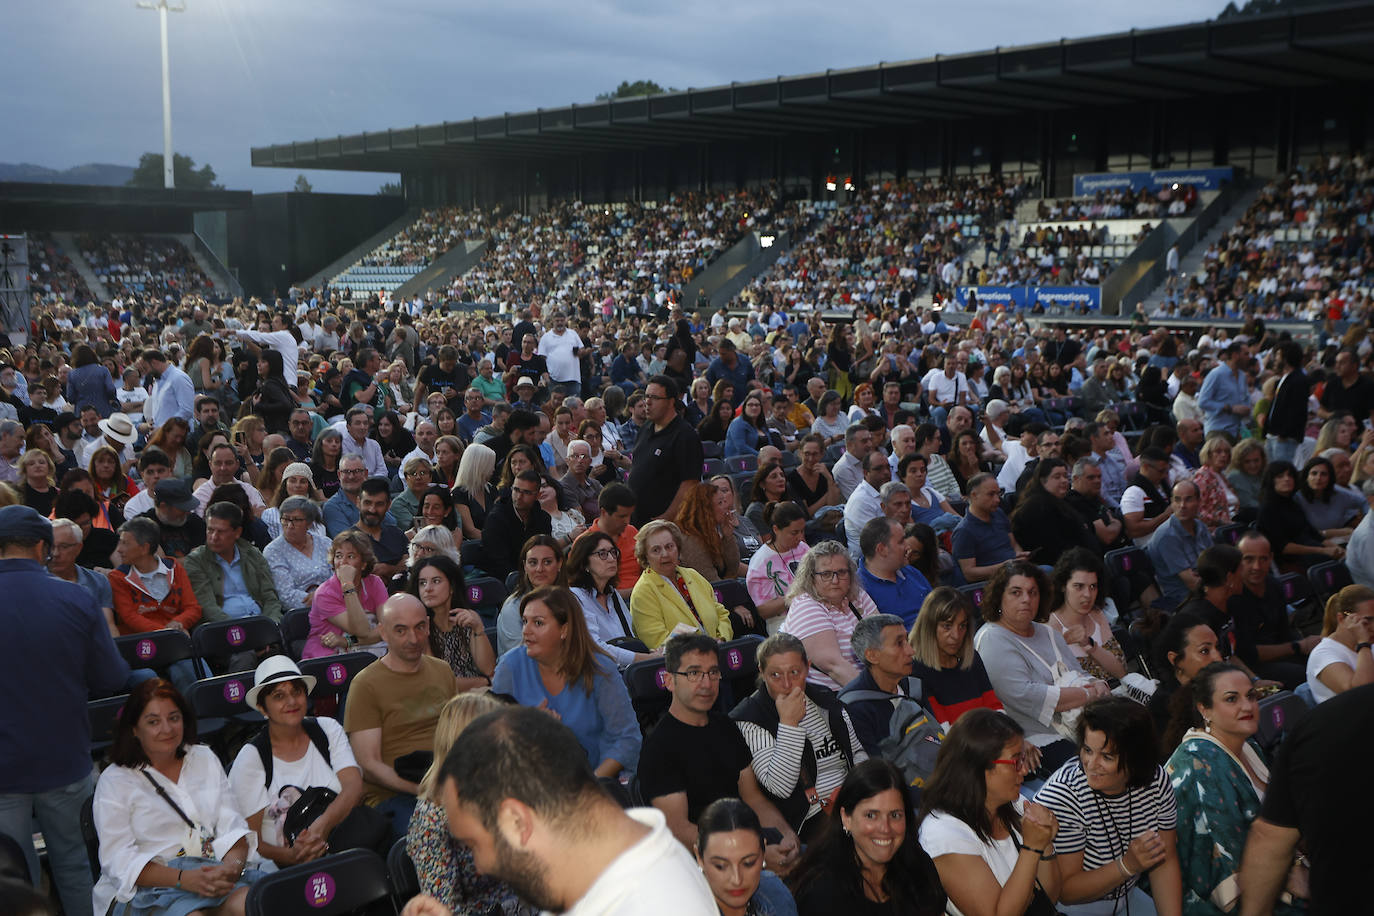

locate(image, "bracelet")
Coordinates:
1017 843 1045 857
1117 855 1136 878
342 586 358 595
176 869 182 889
1359 643 1373 653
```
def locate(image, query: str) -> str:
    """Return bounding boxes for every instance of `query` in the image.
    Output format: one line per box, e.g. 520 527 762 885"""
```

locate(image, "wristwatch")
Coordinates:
1358 642 1372 653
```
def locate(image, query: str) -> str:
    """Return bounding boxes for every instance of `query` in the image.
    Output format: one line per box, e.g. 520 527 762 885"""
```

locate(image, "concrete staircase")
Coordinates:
50 231 109 303
175 233 235 299
1136 184 1263 306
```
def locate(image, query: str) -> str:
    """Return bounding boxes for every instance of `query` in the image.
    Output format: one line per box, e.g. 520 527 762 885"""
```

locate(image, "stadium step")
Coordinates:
1136 183 1263 310
395 238 488 300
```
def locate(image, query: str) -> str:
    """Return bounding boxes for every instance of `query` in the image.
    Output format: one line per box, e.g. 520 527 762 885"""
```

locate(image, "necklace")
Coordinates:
1087 778 1134 915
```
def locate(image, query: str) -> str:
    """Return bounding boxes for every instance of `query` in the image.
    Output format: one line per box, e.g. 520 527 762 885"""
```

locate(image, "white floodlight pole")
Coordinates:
135 0 186 189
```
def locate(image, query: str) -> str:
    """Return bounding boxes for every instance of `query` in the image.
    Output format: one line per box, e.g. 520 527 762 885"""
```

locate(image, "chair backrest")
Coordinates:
1308 560 1353 601
115 630 195 672
727 454 759 475
464 576 509 621
712 579 757 616
459 538 483 568
623 657 673 734
957 581 985 609
1213 524 1246 546
192 617 283 659
188 670 259 722
1255 690 1310 753
823 443 845 466
1276 572 1315 605
88 694 127 756
717 635 765 709
701 457 727 478
504 570 520 592
385 838 419 905
779 450 801 469
280 608 312 660
298 651 377 717
700 440 723 459
246 848 396 916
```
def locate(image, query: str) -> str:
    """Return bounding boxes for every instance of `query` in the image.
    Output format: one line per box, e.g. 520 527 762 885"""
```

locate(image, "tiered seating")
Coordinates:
26 231 95 305
742 175 1035 311
449 201 606 307
79 233 214 303
1171 153 1374 319
334 206 495 295
990 222 1129 286
571 189 802 306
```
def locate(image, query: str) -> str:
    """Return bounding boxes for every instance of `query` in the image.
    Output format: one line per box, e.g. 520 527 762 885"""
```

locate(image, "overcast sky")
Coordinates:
5 0 1216 194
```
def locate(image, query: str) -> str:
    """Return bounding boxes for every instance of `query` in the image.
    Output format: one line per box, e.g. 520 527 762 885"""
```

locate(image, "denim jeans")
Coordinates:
1266 435 1299 465
0 768 96 916
375 794 417 846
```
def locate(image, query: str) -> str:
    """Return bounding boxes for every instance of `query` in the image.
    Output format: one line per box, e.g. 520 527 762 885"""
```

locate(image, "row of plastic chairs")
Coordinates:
89 651 378 757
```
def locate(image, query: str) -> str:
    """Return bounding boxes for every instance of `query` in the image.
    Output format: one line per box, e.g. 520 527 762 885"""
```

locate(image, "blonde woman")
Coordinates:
450 442 496 540
18 448 58 516
231 414 269 473
1306 584 1374 703
407 693 515 914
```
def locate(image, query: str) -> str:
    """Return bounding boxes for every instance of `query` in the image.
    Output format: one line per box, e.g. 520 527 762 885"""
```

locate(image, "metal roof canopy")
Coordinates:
250 3 1374 173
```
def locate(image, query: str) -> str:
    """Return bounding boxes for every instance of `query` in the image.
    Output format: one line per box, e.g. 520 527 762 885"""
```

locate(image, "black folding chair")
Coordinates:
188 670 262 741
298 651 377 720
1213 524 1246 546
89 694 127 757
713 578 763 638
623 657 673 734
192 617 284 673
701 457 727 478
280 607 312 661
700 440 723 459
114 630 195 677
1308 560 1353 603
465 576 509 626
246 848 396 916
1255 691 1310 755
957 581 985 611
386 838 419 906
726 454 760 475
717 635 765 709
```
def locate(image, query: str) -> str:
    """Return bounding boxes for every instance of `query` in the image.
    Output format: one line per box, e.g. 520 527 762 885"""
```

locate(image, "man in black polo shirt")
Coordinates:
638 633 799 868
628 375 703 527
1319 347 1374 426
1228 531 1319 689
415 346 467 409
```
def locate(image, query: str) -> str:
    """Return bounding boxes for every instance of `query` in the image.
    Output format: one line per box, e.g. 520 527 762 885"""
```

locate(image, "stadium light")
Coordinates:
135 0 186 189
843 177 854 192
825 175 837 192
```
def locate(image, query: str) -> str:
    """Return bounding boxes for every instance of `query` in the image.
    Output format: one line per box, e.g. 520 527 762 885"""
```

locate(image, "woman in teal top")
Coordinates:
1165 662 1308 914
491 585 641 779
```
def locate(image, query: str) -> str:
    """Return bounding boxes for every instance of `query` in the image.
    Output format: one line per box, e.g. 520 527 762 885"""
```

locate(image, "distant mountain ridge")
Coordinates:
0 162 136 186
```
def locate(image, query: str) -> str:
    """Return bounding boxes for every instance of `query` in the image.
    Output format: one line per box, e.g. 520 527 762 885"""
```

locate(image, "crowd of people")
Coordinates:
25 232 94 307
1161 153 1374 320
4 165 1374 915
78 234 216 305
1034 186 1198 222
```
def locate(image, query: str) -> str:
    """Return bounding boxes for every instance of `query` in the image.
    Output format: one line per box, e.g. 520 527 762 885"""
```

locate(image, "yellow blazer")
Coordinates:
630 565 734 649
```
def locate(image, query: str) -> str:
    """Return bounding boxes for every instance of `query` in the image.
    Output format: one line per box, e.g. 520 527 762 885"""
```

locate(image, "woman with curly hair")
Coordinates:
675 481 744 582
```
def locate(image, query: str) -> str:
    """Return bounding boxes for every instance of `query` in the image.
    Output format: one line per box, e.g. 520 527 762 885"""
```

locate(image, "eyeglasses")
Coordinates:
671 668 723 683
992 752 1034 772
280 516 310 526
405 468 431 477
815 569 851 581
592 547 621 561
339 468 367 477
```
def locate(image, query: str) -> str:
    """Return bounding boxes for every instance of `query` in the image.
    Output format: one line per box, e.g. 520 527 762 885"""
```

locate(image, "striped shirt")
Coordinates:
1034 760 1177 899
736 700 867 828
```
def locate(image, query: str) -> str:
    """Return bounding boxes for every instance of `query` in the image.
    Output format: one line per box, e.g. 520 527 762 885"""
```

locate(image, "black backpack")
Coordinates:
252 718 337 846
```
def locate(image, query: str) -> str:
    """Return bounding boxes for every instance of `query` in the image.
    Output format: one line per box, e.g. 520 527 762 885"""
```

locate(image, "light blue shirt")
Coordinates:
146 364 196 428
1096 448 1128 509
1197 364 1249 437
215 546 261 619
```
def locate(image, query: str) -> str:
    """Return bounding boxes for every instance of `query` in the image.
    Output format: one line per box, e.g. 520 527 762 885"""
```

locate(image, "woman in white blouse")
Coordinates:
93 679 260 916
228 657 387 871
537 471 587 548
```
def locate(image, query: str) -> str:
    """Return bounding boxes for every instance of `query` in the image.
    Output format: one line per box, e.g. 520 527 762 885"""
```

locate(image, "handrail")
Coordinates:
191 230 243 300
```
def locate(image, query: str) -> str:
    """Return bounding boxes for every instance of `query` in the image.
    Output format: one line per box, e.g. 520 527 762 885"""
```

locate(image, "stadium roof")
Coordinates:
252 3 1374 173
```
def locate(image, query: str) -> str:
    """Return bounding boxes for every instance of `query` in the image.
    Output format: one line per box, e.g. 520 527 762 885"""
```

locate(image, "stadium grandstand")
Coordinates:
6 4 1374 916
